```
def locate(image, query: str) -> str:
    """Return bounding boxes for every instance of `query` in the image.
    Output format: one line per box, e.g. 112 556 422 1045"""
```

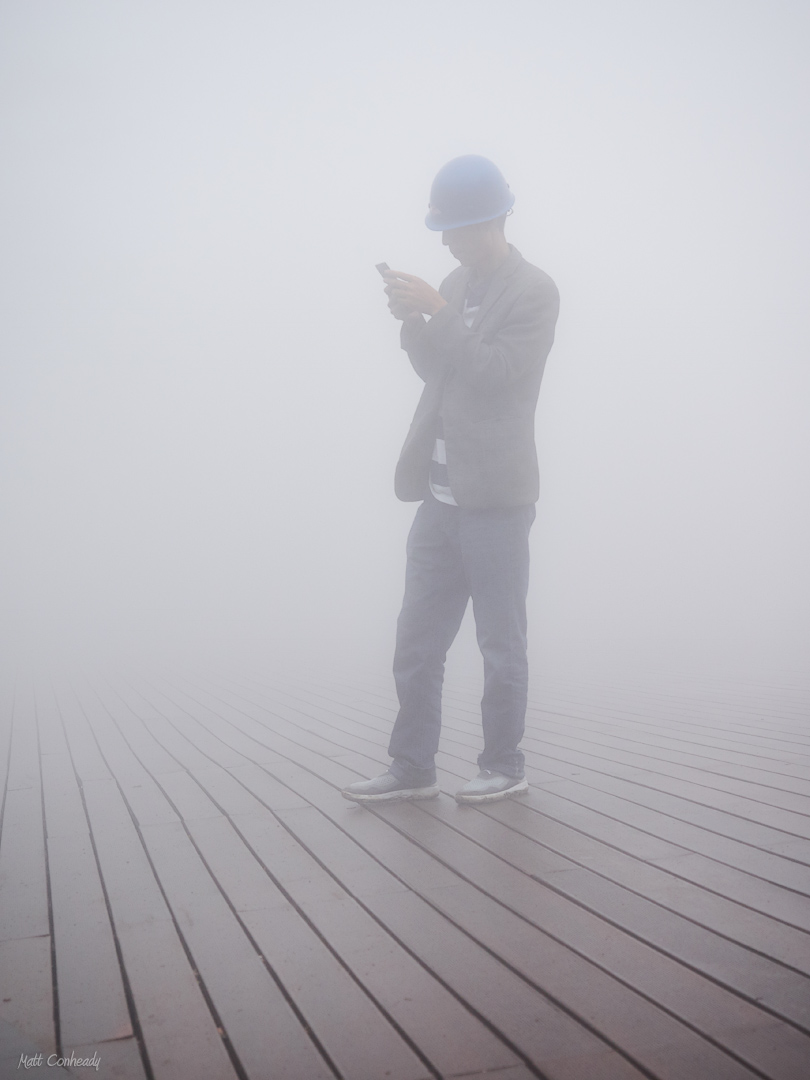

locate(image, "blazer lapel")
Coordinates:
471 245 523 329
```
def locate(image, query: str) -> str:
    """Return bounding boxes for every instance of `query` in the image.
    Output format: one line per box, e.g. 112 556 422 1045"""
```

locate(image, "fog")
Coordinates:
2 0 809 681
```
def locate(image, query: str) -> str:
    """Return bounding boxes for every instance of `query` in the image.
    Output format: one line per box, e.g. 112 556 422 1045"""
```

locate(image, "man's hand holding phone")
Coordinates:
376 262 447 321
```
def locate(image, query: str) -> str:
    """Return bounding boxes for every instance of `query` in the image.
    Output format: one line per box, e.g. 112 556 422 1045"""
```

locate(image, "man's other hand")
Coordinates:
383 271 447 318
386 297 415 321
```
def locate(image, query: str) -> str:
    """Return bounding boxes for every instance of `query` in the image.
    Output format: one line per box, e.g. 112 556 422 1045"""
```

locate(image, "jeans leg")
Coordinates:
460 504 535 778
389 500 469 785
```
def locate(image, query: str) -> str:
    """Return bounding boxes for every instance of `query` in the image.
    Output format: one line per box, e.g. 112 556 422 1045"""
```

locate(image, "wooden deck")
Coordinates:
1 662 810 1080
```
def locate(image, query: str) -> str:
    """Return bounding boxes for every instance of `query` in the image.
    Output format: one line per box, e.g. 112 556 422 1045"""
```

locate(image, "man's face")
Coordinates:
441 220 496 266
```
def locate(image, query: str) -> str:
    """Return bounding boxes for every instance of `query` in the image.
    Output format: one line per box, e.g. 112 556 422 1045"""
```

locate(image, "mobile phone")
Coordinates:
375 262 390 277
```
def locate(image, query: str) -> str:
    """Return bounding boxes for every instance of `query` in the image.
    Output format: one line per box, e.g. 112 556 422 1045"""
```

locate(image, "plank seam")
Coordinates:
356 803 780 1080
212 674 810 843
0 670 16 853
135 674 565 1080
150 673 702 1080
72 681 253 1080
54 679 154 1080
96 677 359 1080
411 800 810 1036
183 672 809 1071
33 681 60 1059
123 673 516 1080
477 803 810 980
192 673 810 899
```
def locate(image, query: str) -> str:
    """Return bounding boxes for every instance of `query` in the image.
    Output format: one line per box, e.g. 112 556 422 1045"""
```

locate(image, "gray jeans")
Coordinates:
389 496 535 785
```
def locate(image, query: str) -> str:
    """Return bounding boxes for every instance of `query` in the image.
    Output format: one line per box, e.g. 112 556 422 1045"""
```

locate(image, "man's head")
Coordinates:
426 155 513 270
441 215 507 269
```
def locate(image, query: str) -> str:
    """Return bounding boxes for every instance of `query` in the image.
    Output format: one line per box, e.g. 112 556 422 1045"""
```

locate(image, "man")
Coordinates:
343 155 559 804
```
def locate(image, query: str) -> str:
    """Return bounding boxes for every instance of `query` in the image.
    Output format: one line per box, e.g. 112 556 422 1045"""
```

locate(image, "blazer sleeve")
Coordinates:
399 315 436 382
413 275 559 391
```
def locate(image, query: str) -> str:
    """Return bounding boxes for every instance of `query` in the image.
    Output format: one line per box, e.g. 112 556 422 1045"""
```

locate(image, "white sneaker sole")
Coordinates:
455 778 529 804
342 784 441 803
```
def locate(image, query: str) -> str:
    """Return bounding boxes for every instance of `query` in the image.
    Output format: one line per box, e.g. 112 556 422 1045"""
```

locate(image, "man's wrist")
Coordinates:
426 299 450 321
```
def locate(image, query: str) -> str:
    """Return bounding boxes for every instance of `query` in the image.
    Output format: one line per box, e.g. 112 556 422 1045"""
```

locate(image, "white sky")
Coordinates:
1 0 808 678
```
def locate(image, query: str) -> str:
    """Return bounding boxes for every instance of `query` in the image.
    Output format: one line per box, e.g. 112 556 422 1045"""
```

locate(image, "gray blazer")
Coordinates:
394 246 559 508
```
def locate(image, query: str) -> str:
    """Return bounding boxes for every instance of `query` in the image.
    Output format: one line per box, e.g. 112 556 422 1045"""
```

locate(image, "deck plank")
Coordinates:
134 674 647 1080
411 788 810 1029
483 795 810 975
156 673 782 1080
279 766 810 1080
36 682 135 1056
119 678 560 1079
250 674 810 842
187 815 434 1080
0 936 54 1060
73 682 335 1080
190 668 810 928
3 660 810 1079
0 679 54 1057
268 674 810 927
102 676 527 1079
56 680 240 1080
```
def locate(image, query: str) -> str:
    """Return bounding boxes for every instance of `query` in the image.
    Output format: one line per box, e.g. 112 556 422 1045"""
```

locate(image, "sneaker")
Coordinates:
341 771 440 803
454 770 529 804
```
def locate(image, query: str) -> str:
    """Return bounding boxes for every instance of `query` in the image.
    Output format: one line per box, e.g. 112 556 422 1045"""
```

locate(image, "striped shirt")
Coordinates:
429 275 491 505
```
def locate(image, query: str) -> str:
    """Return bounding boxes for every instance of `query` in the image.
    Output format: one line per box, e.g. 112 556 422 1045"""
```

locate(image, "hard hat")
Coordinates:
425 155 515 231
